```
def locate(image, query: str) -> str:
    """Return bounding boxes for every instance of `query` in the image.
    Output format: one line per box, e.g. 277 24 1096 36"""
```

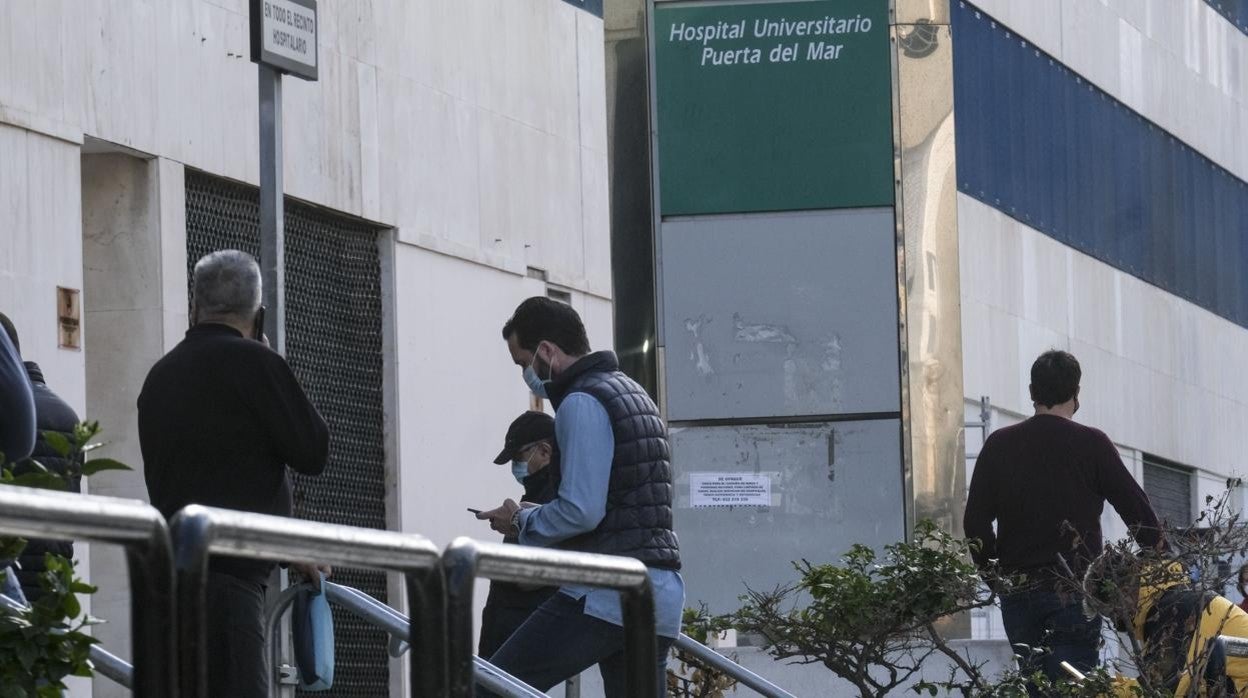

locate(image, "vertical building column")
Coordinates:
891 1 967 542
604 0 659 396
81 154 186 696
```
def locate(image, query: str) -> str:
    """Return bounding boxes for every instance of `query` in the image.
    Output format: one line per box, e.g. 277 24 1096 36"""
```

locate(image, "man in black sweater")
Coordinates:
0 313 83 602
964 350 1162 693
479 411 561 658
139 250 329 698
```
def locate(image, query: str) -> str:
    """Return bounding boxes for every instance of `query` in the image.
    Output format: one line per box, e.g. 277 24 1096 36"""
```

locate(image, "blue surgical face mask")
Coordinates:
523 365 548 398
511 460 530 485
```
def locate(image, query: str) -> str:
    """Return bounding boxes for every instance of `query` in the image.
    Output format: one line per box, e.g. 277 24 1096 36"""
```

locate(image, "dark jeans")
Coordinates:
479 590 556 659
1000 589 1101 696
483 593 674 697
205 571 268 698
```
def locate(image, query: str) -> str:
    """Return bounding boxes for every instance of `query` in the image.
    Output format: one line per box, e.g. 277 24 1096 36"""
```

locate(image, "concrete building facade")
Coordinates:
2 0 1247 695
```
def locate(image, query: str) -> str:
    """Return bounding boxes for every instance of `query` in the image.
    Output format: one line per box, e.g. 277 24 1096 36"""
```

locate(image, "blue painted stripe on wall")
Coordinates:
560 0 602 17
952 1 1248 329
1205 0 1248 35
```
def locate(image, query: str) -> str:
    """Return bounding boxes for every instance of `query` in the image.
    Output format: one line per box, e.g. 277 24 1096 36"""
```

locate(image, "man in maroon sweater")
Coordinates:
964 350 1162 691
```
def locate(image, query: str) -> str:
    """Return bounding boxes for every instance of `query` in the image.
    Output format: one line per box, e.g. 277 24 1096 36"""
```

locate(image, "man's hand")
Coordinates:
476 499 521 535
290 562 333 590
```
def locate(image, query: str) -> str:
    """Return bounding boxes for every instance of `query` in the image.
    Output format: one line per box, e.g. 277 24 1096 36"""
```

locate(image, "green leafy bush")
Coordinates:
0 422 130 697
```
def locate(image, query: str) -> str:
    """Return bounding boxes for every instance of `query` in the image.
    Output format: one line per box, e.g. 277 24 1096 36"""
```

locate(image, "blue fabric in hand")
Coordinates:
292 574 334 691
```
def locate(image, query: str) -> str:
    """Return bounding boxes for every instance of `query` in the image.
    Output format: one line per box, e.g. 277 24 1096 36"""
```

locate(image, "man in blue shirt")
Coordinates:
478 297 683 696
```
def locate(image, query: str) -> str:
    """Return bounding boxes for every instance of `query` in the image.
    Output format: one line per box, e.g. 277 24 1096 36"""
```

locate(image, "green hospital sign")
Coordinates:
654 0 893 215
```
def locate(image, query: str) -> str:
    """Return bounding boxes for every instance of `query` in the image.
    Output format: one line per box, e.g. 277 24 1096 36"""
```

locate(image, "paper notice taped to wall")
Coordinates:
690 472 771 507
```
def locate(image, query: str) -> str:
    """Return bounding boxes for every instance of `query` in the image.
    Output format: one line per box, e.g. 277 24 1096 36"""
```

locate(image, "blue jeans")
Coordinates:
483 592 674 697
1000 589 1101 696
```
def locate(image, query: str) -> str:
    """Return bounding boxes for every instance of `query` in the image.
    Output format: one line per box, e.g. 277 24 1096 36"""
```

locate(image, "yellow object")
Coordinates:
1108 675 1140 697
1126 563 1248 696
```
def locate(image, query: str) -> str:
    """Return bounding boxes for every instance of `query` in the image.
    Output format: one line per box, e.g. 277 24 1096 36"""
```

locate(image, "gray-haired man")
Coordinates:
139 250 330 698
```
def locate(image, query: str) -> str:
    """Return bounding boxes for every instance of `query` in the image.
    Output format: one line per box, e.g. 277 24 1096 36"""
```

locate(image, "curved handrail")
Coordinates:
0 591 134 689
673 634 799 698
170 504 445 697
0 486 174 697
266 580 544 698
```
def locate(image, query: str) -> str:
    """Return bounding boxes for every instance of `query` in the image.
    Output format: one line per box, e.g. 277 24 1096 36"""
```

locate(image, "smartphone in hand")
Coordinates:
467 508 483 515
252 305 267 341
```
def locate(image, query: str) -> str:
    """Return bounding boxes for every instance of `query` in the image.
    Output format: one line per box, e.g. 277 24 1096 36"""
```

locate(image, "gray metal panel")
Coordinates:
1143 460 1192 528
660 208 901 421
670 418 906 613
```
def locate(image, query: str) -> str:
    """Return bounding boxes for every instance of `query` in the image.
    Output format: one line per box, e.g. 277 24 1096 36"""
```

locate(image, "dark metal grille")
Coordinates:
185 170 391 696
1143 458 1193 530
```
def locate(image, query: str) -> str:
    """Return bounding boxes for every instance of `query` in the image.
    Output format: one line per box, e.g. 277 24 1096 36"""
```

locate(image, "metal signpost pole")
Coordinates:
250 5 318 693
258 62 286 353
250 0 318 352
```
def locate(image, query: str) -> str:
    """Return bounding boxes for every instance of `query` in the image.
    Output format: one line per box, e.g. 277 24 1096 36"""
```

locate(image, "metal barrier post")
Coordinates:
0 486 175 697
170 504 445 697
442 537 658 698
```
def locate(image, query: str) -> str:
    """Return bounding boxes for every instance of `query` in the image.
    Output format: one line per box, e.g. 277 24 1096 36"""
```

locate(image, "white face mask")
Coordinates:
521 344 551 399
523 366 548 398
511 460 530 485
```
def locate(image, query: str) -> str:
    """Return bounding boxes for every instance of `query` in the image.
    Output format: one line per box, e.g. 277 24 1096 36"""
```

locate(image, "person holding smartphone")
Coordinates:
138 250 331 698
475 411 562 658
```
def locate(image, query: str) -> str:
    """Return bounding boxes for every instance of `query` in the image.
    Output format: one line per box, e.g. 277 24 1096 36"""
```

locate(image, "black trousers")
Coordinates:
205 571 269 698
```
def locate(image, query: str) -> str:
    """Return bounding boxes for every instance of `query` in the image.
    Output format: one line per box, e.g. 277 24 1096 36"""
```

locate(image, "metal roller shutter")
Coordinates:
185 171 390 697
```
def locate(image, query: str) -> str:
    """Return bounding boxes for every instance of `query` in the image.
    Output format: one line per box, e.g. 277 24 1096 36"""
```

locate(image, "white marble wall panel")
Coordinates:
577 12 609 155
968 0 1248 181
960 195 1248 479
0 126 88 696
1060 0 1123 96
1068 248 1119 353
0 0 610 299
77 155 192 698
0 126 85 412
959 200 1024 316
476 109 584 270
579 147 612 298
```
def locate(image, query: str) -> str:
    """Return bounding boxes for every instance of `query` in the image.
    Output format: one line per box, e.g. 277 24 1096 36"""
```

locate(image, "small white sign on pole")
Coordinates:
251 0 318 81
689 472 771 508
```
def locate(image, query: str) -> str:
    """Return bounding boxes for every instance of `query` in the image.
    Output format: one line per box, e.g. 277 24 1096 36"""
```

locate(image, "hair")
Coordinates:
1030 350 1081 407
192 250 262 321
0 312 18 355
501 296 590 356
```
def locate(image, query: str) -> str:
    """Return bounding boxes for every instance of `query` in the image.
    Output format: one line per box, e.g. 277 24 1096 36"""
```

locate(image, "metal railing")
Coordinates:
0 487 800 697
673 635 798 698
1221 635 1248 657
0 590 135 689
265 580 544 698
0 485 175 696
442 537 658 698
170 504 445 697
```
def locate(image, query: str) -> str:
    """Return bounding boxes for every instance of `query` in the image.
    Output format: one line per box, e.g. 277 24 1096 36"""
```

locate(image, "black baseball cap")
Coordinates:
493 411 555 465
